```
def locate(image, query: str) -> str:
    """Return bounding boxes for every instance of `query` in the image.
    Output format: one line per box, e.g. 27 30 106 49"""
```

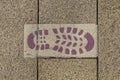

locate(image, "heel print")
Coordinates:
27 33 35 49
27 30 50 50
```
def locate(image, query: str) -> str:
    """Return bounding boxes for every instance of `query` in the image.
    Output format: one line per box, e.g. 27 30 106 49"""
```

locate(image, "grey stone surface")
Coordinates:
99 0 120 80
39 0 96 24
0 0 37 80
39 59 97 80
39 0 97 80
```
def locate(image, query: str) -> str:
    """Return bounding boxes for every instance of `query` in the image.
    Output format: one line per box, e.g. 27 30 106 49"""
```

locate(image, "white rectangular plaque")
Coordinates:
24 24 97 58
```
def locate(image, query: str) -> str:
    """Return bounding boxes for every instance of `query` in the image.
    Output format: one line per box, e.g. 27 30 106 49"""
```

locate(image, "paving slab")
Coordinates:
39 0 96 24
39 59 97 80
0 0 37 80
39 0 97 80
99 0 120 80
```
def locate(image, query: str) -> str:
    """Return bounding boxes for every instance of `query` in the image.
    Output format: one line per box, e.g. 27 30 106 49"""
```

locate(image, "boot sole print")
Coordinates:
25 24 97 58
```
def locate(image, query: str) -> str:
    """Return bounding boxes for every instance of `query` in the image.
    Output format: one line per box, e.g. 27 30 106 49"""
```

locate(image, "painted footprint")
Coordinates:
52 27 94 55
27 27 95 55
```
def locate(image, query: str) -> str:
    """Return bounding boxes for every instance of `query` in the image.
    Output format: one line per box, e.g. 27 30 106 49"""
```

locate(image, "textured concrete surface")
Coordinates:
99 0 120 80
39 59 97 80
0 0 37 80
1 0 120 80
39 0 96 24
39 0 97 80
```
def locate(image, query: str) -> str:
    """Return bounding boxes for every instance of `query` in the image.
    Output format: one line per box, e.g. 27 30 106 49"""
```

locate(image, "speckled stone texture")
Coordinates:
39 0 96 24
0 0 37 80
39 0 97 80
99 0 120 80
39 59 97 80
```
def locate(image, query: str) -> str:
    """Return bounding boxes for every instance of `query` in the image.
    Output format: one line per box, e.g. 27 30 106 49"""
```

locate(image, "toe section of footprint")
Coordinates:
52 45 78 55
52 27 95 55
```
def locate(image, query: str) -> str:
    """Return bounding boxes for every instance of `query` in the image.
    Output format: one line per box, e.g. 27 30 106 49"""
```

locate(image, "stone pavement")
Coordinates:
0 0 120 80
